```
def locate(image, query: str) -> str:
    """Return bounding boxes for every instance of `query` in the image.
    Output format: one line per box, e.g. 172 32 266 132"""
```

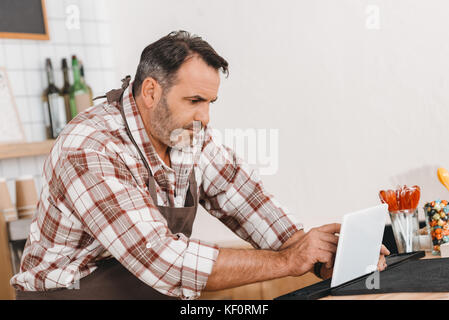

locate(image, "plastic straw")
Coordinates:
404 213 410 252
393 213 407 251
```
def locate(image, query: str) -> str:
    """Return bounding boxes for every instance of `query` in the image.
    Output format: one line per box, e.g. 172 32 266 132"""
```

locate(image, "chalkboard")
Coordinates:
0 0 49 40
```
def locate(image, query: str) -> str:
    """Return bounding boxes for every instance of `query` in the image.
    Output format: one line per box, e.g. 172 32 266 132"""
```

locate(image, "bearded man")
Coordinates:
11 31 388 300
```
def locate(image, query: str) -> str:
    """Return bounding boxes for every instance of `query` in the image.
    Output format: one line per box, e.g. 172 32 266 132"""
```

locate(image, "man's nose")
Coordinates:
194 103 210 128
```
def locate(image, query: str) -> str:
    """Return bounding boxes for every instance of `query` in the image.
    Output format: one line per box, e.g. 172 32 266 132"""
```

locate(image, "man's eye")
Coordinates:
190 100 201 104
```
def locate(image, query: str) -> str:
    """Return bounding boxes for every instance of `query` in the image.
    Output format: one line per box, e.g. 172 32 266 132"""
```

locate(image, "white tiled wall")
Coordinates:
0 0 116 204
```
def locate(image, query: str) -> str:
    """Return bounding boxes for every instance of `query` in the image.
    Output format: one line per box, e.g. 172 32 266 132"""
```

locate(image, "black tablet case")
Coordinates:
275 251 449 300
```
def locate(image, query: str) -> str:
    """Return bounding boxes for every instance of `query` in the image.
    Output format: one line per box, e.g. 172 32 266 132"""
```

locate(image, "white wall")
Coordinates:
39 0 449 244
0 0 116 203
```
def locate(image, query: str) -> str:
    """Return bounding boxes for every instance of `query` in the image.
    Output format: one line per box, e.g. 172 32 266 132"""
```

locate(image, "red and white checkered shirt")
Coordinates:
10 81 303 299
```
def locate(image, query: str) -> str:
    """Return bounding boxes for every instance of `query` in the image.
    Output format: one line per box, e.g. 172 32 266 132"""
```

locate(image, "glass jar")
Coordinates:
423 200 449 255
389 209 420 253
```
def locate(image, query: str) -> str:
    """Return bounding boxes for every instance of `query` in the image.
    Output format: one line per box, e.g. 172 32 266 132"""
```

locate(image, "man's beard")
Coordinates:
149 94 200 149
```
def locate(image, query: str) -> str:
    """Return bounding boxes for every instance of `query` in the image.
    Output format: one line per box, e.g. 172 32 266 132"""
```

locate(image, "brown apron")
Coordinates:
16 77 199 300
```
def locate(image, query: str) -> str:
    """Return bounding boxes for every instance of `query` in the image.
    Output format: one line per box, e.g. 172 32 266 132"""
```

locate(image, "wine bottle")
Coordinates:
69 55 91 118
42 78 51 140
79 60 93 105
61 58 72 122
44 58 67 139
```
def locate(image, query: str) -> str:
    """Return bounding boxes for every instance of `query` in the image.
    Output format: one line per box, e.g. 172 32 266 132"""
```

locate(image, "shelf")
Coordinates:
0 140 55 160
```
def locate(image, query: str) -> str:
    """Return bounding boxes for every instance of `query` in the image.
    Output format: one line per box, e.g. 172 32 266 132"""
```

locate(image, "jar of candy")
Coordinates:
423 200 449 255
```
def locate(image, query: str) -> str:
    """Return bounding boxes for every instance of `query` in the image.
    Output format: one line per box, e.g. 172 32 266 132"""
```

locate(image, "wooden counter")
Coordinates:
0 212 15 300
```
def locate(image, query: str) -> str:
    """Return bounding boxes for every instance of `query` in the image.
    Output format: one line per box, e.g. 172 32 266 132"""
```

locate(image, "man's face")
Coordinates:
149 55 220 148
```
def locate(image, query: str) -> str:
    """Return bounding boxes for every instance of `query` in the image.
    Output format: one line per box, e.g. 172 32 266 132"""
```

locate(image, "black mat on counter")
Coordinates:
332 256 449 296
275 251 439 300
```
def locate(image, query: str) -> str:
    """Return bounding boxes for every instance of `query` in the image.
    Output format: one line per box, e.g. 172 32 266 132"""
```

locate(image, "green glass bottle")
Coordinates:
69 55 91 119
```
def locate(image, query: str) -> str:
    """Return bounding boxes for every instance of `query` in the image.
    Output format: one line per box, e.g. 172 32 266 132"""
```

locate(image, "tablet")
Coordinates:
330 204 388 288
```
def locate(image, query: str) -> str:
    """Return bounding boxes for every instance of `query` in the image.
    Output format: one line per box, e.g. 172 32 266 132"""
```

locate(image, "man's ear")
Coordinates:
140 77 162 110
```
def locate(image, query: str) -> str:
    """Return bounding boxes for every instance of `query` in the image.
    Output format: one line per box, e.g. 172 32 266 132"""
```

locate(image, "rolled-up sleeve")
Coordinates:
199 131 304 251
58 148 219 299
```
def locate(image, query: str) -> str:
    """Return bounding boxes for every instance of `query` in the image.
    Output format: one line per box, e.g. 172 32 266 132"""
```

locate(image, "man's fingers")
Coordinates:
317 250 334 269
380 244 390 256
377 255 387 271
317 239 338 254
318 232 340 246
318 223 341 235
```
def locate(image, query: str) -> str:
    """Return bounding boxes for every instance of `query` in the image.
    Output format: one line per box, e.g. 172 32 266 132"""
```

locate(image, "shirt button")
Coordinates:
146 243 151 249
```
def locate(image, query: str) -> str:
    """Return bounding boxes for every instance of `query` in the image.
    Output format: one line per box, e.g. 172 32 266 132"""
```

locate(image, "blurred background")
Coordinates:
1 0 449 247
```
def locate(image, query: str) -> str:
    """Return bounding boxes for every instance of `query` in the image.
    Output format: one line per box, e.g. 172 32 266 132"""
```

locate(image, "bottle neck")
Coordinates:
72 62 81 85
46 67 55 86
80 66 87 84
63 68 70 86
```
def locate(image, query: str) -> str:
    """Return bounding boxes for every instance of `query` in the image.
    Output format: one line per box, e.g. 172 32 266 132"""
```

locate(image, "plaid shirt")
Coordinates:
10 81 303 299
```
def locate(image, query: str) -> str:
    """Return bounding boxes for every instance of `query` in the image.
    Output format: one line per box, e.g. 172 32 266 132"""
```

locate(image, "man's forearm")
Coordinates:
203 247 290 292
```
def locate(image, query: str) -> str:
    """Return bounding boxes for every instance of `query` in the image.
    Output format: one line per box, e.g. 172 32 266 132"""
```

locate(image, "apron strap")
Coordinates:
94 75 156 191
93 75 131 103
94 75 153 178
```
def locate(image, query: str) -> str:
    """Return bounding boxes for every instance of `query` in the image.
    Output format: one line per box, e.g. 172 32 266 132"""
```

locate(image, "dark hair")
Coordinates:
133 30 229 97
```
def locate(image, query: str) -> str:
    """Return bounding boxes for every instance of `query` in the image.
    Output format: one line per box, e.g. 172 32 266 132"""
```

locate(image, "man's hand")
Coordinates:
280 223 341 277
377 244 390 272
318 244 391 280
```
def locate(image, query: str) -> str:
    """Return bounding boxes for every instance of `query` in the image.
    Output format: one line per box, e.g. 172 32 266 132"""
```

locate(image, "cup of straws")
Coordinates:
379 185 421 253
